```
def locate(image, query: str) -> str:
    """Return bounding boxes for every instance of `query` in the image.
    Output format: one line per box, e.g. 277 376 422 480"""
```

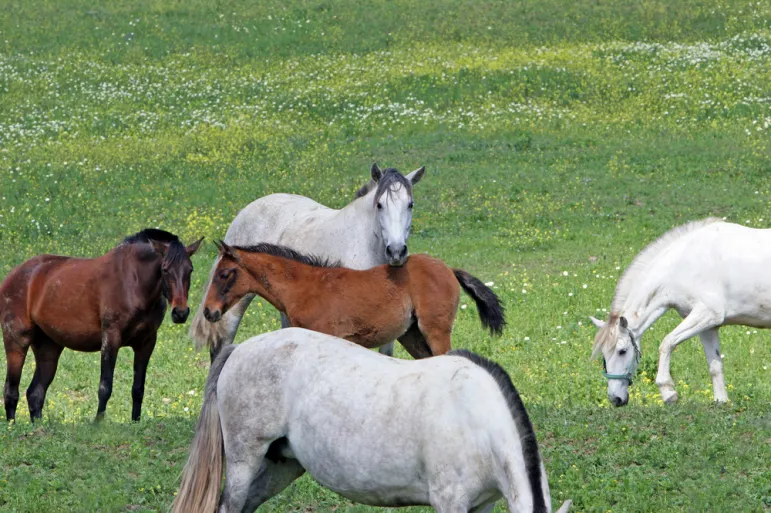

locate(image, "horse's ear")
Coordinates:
589 316 606 329
371 162 383 182
186 237 204 257
218 241 241 263
406 166 425 185
150 240 168 256
619 316 628 329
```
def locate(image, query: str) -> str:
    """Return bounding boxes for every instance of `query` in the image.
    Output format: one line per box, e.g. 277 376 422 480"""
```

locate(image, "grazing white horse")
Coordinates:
172 328 572 513
189 163 425 359
591 218 771 406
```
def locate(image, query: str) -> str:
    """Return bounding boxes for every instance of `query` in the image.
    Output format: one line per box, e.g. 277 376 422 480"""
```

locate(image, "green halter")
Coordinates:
602 332 641 384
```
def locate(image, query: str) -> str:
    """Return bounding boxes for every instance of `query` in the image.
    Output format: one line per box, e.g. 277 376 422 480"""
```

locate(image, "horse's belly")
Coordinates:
724 313 771 328
289 442 429 506
34 316 102 351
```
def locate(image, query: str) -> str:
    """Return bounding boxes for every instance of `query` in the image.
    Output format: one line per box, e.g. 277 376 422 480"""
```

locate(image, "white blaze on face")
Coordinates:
377 183 413 266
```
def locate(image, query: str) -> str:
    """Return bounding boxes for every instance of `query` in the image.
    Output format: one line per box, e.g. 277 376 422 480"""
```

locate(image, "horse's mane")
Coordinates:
448 350 547 513
354 168 412 203
594 217 723 356
611 217 723 312
123 228 188 267
232 243 342 268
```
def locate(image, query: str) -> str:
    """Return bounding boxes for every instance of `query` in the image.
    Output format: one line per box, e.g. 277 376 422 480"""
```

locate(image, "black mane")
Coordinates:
354 168 412 203
123 228 188 267
123 228 180 245
232 243 342 269
448 350 547 513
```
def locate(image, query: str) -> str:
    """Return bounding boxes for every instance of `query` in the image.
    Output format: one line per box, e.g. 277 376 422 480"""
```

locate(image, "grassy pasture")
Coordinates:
1 1 770 511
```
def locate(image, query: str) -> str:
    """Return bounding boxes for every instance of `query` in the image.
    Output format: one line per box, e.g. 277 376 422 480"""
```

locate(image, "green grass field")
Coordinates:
1 1 770 511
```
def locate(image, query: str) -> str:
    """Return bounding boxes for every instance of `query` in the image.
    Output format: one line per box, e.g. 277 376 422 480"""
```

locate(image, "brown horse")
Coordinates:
1 229 203 422
203 242 505 359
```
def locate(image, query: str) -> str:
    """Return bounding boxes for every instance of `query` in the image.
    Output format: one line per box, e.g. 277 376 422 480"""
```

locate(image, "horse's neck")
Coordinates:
118 247 164 306
241 254 306 313
334 195 385 265
615 279 669 340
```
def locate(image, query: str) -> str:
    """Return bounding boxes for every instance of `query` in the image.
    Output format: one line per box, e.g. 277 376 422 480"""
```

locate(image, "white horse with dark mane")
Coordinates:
172 328 572 513
591 218 771 406
190 163 425 359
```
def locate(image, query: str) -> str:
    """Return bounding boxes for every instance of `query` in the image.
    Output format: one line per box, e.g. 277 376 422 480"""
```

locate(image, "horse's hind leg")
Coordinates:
3 328 32 421
417 316 453 357
219 440 276 513
26 337 64 421
241 457 306 512
699 328 728 403
398 324 433 359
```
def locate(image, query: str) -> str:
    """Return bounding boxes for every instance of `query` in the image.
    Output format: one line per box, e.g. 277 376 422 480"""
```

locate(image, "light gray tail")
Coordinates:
171 344 236 513
189 257 236 354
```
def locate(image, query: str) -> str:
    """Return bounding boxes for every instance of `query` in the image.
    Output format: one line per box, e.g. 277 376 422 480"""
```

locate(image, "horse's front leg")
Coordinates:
131 335 157 421
656 306 721 404
378 342 395 357
96 329 121 422
698 328 728 403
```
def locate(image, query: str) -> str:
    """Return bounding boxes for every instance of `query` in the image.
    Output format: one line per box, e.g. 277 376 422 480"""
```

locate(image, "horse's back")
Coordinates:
643 221 771 322
217 329 514 506
225 193 337 246
1 254 71 304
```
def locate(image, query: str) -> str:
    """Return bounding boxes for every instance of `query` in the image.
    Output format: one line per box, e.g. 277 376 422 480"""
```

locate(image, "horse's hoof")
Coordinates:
661 390 678 404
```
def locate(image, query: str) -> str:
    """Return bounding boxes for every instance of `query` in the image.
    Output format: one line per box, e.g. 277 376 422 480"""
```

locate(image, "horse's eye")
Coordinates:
408 201 414 209
377 202 383 210
619 349 628 356
219 269 232 280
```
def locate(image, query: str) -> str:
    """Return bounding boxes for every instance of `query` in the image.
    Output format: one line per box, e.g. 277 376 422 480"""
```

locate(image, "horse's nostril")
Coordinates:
204 307 210 318
399 246 408 259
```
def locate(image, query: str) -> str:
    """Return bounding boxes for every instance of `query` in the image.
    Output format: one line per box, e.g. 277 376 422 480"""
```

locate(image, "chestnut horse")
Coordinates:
1 229 203 422
202 242 505 358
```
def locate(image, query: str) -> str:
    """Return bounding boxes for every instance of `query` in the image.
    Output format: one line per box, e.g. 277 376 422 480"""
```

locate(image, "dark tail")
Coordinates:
453 269 506 336
172 344 236 513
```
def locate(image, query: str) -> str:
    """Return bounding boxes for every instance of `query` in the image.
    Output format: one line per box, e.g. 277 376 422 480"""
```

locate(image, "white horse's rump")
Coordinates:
189 164 425 358
172 328 571 513
592 218 771 405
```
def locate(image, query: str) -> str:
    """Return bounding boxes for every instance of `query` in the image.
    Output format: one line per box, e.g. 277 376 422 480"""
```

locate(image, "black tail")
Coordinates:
453 269 506 336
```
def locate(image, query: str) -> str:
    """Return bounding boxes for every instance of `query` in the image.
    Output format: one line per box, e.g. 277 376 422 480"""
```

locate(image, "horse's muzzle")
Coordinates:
171 307 190 324
204 307 222 323
610 394 628 407
386 244 408 266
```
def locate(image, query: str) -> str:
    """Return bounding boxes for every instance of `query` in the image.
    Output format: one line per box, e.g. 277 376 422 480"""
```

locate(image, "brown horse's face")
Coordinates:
156 238 203 324
204 244 250 323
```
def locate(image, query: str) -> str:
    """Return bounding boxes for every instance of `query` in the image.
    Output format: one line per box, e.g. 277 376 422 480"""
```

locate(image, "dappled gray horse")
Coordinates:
189 163 425 359
172 328 572 513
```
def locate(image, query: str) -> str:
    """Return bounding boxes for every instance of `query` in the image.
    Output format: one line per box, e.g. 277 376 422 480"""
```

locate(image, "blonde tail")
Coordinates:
172 345 236 513
189 258 231 353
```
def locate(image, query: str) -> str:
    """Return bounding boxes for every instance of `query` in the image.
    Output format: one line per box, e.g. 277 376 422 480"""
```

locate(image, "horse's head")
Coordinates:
149 236 203 324
204 241 250 322
590 314 641 407
357 163 425 266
